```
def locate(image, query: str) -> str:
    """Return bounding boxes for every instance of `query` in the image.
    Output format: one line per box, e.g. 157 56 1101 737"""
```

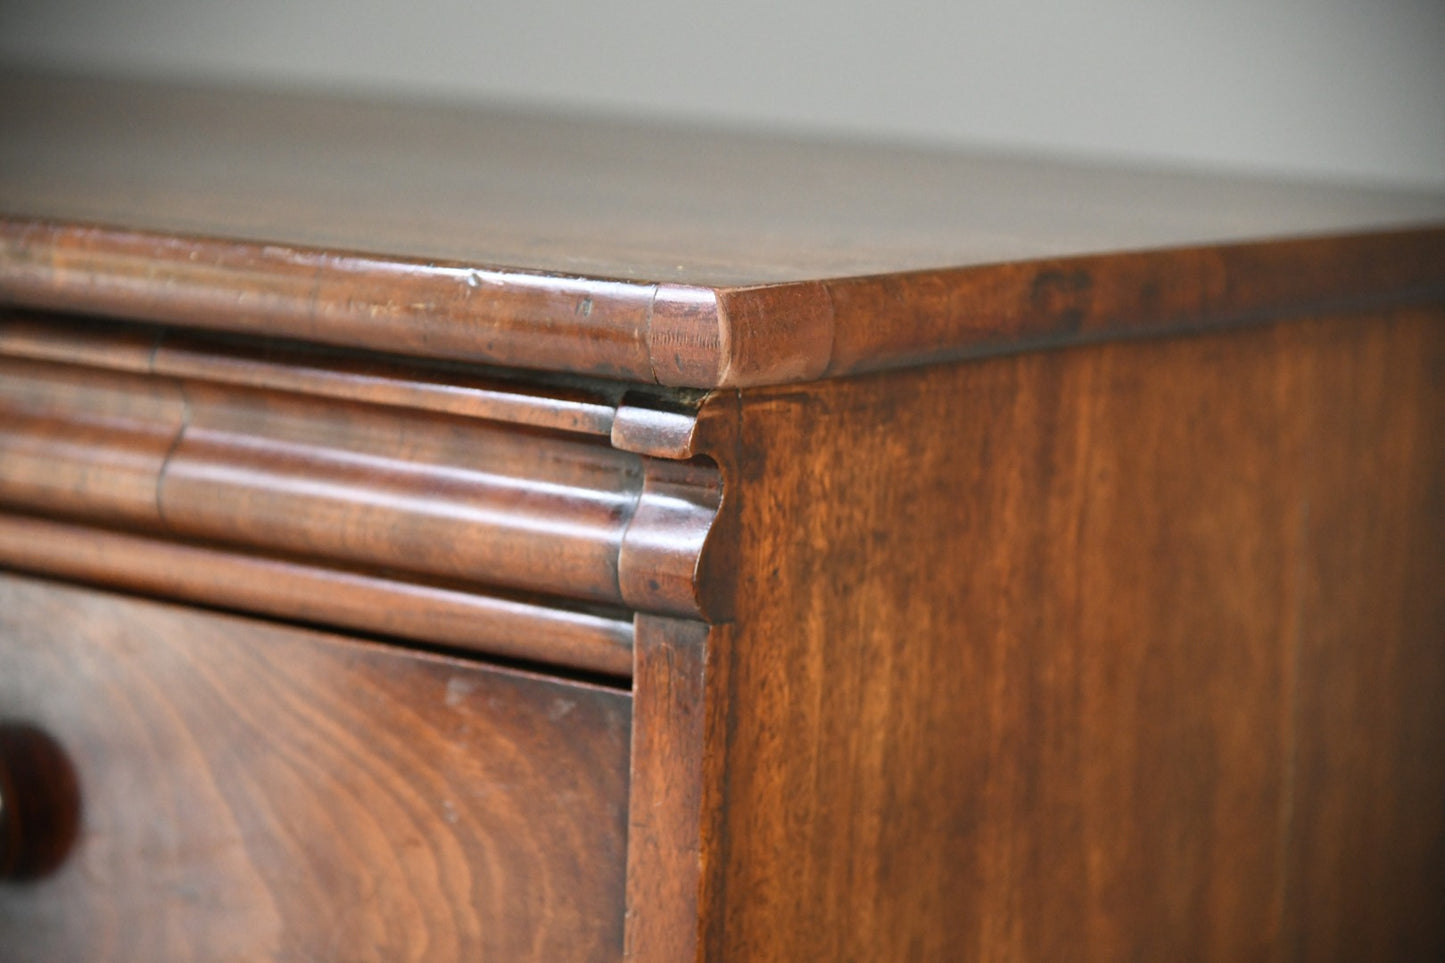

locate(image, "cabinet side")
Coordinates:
707 306 1445 960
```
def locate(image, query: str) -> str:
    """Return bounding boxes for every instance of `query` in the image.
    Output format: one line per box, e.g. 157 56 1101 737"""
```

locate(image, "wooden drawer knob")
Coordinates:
0 723 80 881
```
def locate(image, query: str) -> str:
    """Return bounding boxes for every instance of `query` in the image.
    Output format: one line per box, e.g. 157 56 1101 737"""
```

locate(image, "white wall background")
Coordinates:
2 0 1442 188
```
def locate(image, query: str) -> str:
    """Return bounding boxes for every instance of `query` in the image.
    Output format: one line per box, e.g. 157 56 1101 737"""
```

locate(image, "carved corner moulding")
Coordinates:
0 310 736 679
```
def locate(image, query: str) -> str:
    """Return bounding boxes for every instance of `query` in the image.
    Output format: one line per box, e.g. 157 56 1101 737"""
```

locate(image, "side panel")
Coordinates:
712 308 1445 960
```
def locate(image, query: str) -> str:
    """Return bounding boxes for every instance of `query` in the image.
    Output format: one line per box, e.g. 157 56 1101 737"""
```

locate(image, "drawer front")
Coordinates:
0 573 631 962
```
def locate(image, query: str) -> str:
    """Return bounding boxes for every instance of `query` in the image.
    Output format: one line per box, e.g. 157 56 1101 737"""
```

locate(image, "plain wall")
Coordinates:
1 0 1443 189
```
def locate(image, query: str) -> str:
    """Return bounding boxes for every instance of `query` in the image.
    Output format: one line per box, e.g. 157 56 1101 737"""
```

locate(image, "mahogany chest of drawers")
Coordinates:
1 72 1443 961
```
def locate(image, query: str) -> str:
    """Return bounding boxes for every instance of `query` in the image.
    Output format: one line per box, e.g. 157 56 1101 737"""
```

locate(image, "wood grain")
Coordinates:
0 222 660 383
5 71 1441 286
0 355 186 525
618 459 726 622
1275 316 1445 961
0 312 629 437
817 229 1445 381
0 512 635 677
3 72 1443 388
0 353 640 603
0 573 632 962
0 350 726 621
623 616 719 963
163 379 640 605
697 306 1445 961
3 70 1443 961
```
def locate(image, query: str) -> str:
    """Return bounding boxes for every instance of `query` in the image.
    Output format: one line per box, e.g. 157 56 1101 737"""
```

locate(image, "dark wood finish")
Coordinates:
0 355 186 526
3 73 1444 387
0 353 639 601
0 573 632 962
164 380 637 603
1275 317 1445 960
685 305 1445 961
0 512 635 677
0 723 81 881
623 616 717 963
0 347 725 622
0 311 722 452
0 312 626 437
0 312 157 373
816 230 1445 381
0 221 659 383
5 71 1441 285
3 72 1443 962
618 459 726 621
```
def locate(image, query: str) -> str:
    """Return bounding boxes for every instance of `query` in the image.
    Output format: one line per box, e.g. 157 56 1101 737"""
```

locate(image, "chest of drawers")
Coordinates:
1 71 1443 961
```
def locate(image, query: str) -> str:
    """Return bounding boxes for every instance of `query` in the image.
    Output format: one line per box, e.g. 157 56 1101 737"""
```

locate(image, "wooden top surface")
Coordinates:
3 70 1443 387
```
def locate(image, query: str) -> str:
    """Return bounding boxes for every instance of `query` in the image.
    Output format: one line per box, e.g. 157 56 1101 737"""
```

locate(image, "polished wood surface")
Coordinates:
0 573 632 962
0 320 727 634
3 73 1443 387
0 313 629 437
686 306 1445 960
0 512 636 677
624 616 720 962
5 71 1442 285
3 73 1443 962
0 352 640 595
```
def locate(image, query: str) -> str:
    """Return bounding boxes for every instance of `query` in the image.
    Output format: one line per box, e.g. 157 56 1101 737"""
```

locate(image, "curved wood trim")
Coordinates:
619 459 725 620
0 355 642 605
0 340 734 629
0 356 185 525
0 312 628 437
163 381 643 605
4 220 1442 390
0 220 660 381
0 512 635 677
